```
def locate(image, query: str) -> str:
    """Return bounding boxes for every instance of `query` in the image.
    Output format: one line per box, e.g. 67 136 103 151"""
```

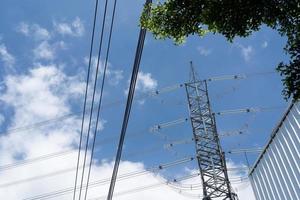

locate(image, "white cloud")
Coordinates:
0 114 4 126
237 44 254 62
123 71 157 104
33 41 55 60
0 64 86 188
262 41 268 48
17 22 30 36
227 161 256 199
33 41 66 61
136 71 158 93
0 63 203 200
0 44 254 200
108 69 123 86
32 24 51 41
17 22 51 41
85 57 124 86
0 44 15 68
197 46 212 56
0 64 85 126
54 17 85 37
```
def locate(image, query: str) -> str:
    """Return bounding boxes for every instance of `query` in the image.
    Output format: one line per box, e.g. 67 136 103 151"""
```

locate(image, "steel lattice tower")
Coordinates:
185 62 238 200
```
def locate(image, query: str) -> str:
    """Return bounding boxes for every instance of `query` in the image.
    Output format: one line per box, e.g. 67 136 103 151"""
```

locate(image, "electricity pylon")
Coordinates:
185 62 238 200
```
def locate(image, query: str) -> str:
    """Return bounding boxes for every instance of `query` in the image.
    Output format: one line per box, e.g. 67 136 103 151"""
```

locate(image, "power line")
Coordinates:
213 106 285 116
206 71 276 82
0 115 257 173
0 84 183 136
0 151 245 189
149 118 189 132
23 156 194 200
0 71 277 137
76 0 115 197
83 0 118 198
0 143 167 188
0 117 187 171
2 104 281 138
73 0 100 199
0 105 269 172
88 173 202 200
0 146 249 197
227 147 263 154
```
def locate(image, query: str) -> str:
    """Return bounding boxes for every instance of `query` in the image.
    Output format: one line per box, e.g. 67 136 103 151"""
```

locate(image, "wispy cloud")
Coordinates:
16 22 30 35
124 71 158 105
197 46 212 56
0 44 15 68
237 44 254 62
33 41 55 60
136 71 158 93
0 114 4 127
261 41 268 48
33 41 66 61
17 17 84 40
54 17 85 37
85 57 124 86
17 22 51 41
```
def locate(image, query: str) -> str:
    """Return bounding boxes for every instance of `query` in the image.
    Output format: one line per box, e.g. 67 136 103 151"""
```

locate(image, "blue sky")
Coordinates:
0 0 291 199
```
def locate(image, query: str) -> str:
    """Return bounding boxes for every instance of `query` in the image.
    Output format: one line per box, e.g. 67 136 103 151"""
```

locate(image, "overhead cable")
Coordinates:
149 118 188 132
0 70 278 137
23 156 194 200
213 106 285 116
206 71 276 82
0 153 245 189
0 116 187 171
0 84 183 136
227 148 263 154
73 0 100 199
88 173 202 200
0 143 167 188
80 0 117 198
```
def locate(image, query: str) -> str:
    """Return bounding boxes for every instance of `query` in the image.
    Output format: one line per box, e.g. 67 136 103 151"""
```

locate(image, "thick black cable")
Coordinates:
106 1 152 199
77 0 110 198
84 0 118 198
73 0 99 199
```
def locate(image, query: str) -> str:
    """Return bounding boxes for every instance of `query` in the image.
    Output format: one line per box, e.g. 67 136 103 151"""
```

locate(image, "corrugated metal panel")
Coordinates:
249 101 300 200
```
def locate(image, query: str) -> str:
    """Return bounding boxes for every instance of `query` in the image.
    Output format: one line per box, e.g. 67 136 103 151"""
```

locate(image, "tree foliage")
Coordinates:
141 0 300 100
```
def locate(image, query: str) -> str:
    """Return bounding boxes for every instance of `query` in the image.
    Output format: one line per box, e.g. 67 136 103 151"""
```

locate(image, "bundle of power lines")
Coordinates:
73 0 153 199
72 0 118 199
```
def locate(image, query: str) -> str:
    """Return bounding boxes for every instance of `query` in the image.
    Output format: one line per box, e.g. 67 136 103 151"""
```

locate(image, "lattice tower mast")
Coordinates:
185 62 238 200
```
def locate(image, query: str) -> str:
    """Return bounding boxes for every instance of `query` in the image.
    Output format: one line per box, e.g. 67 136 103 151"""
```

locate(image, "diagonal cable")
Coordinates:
73 0 99 199
83 0 118 198
77 0 110 198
